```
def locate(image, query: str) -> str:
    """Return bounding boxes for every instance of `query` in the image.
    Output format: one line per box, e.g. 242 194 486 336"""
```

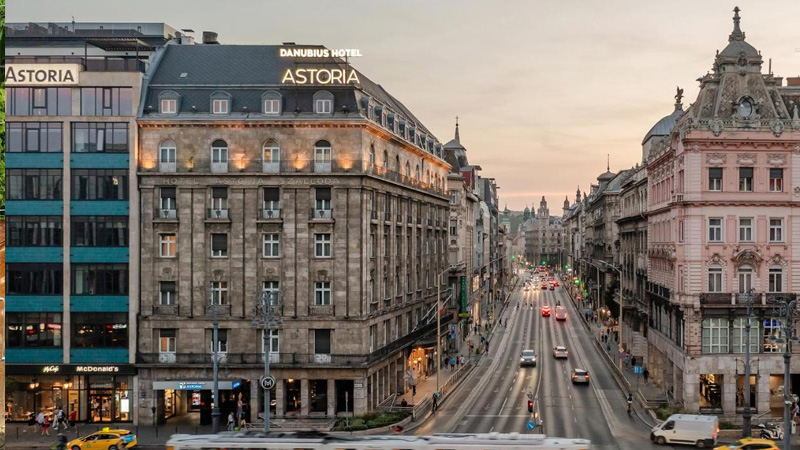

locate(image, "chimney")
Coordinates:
202 31 219 45
178 29 196 45
787 77 800 87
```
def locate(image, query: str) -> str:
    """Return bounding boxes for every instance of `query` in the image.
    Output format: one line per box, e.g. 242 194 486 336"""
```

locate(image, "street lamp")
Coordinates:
251 289 283 433
437 263 465 395
209 288 222 434
736 288 755 438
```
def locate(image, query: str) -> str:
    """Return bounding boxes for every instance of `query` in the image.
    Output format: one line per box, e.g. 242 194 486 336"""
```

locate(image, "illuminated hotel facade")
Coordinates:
136 42 451 424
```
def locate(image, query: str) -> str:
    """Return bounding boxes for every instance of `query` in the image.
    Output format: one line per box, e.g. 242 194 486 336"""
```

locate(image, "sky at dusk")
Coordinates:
10 1 800 210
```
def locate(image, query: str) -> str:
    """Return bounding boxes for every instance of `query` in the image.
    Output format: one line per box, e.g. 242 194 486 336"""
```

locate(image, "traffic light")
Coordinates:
527 400 534 413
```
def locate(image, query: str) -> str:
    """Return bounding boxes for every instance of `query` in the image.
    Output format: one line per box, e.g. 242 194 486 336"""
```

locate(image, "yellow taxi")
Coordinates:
66 427 137 450
714 437 779 450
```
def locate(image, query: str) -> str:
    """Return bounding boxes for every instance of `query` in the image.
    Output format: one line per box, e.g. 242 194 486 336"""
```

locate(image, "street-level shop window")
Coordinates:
71 216 129 247
763 318 784 353
7 216 62 247
6 264 63 295
72 123 128 153
7 122 63 152
72 264 129 295
6 312 62 347
80 87 133 116
7 169 63 200
72 312 128 347
8 87 72 116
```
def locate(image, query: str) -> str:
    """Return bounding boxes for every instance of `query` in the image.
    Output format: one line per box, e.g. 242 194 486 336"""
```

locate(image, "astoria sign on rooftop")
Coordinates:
5 64 81 85
280 47 362 86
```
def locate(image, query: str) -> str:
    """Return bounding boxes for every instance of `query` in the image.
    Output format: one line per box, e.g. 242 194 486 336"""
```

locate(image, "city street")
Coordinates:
416 278 675 450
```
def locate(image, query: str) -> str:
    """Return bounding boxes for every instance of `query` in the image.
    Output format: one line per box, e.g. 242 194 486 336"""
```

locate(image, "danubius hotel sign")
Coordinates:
279 47 361 86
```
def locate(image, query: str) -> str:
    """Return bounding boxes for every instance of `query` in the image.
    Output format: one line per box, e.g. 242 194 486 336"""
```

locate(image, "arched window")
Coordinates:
737 265 753 293
262 91 282 115
210 91 231 115
369 145 375 167
313 91 334 114
405 162 411 178
158 140 176 172
707 265 723 293
768 266 783 293
314 140 332 173
396 156 401 172
415 165 420 181
211 139 228 173
383 150 389 169
262 139 280 173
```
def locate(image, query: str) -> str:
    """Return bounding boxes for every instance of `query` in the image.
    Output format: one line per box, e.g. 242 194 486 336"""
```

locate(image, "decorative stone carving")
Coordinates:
771 120 785 137
212 269 225 280
265 267 275 275
691 144 700 153
317 270 329 281
706 253 727 267
793 144 800 155
736 153 757 165
732 248 762 267
710 119 724 136
767 254 788 268
160 267 176 280
794 186 800 196
706 153 726 166
766 153 786 166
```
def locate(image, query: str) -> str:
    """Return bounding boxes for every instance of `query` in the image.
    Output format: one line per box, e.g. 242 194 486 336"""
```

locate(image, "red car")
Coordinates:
541 305 551 317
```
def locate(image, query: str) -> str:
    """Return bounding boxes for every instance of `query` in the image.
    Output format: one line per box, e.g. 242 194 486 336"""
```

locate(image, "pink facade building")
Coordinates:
646 8 800 416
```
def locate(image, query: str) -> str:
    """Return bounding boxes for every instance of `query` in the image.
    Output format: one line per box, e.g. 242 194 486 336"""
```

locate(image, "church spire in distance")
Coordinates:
454 116 460 144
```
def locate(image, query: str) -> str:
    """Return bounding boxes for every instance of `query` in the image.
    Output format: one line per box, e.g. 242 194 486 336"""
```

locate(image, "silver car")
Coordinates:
520 349 537 367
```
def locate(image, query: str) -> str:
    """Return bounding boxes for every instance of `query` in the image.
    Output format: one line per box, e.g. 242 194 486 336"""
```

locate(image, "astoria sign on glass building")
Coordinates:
280 47 361 85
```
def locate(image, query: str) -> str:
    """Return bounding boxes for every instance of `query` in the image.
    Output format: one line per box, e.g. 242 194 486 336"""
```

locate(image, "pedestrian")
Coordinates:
606 343 611 353
485 340 490 353
237 396 244 424
227 411 235 431
450 356 456 370
460 355 465 366
643 367 650 385
28 412 37 432
41 415 50 436
631 356 637 368
36 411 45 433
56 433 68 450
401 398 408 407
474 325 478 335
432 391 439 412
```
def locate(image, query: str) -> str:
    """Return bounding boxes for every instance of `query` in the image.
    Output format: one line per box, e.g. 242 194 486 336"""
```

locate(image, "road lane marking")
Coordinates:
501 398 507 410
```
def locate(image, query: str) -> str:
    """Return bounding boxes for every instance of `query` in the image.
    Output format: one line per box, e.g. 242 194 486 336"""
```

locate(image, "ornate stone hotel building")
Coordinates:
135 43 451 424
645 10 800 415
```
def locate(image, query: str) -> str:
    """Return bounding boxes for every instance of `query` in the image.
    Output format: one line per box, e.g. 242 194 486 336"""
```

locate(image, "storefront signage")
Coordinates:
281 68 360 85
7 364 136 376
153 381 235 390
5 64 81 85
154 177 341 186
353 383 364 389
280 48 362 58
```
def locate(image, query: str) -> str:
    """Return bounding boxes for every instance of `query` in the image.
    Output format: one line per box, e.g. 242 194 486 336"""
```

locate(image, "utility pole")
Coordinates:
737 289 755 438
251 289 283 433
209 288 221 434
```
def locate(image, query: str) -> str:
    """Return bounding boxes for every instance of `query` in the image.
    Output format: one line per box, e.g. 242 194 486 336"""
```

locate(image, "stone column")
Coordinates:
250 380 259 423
756 373 770 415
354 378 367 416
300 379 310 416
276 380 285 418
684 372 699 413
722 374 736 416
327 379 336 417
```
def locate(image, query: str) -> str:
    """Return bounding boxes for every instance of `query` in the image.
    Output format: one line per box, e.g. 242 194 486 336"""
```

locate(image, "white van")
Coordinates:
650 414 718 448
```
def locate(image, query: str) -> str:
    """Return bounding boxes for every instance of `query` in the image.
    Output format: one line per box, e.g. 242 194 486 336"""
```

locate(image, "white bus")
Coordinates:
165 431 591 450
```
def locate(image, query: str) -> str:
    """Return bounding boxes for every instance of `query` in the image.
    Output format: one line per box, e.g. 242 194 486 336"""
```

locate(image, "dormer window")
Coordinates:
313 91 334 114
161 99 177 114
158 91 180 115
213 99 229 114
263 91 281 115
210 91 231 115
